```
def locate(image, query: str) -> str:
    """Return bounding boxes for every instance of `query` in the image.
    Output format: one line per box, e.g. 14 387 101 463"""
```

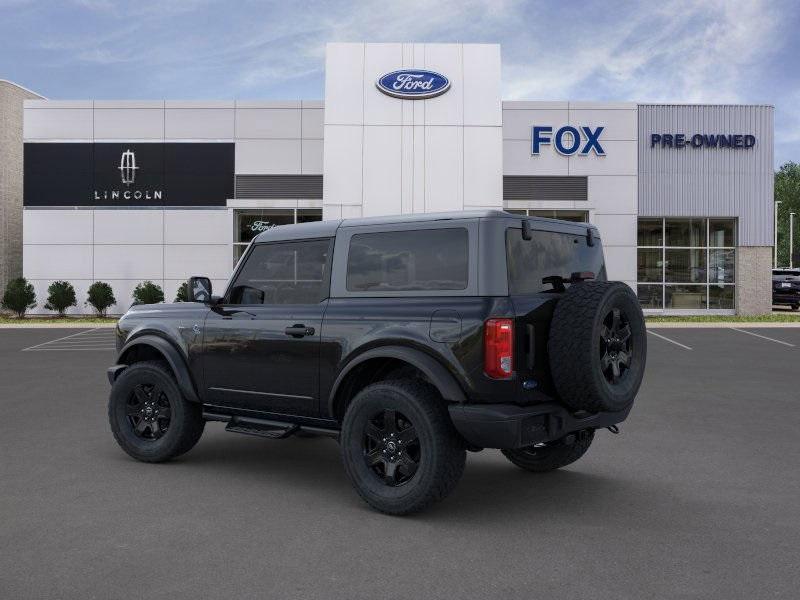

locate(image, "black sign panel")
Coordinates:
24 142 234 207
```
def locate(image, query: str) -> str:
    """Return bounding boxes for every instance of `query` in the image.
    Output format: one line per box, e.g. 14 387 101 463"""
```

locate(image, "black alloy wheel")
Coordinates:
109 361 205 463
340 379 466 515
363 409 420 486
599 307 632 384
127 383 171 440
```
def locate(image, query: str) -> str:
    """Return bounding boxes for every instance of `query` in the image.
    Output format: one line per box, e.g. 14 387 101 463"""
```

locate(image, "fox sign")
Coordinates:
532 125 605 156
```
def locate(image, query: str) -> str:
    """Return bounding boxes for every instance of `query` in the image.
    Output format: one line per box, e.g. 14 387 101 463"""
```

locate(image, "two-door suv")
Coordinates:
108 211 647 514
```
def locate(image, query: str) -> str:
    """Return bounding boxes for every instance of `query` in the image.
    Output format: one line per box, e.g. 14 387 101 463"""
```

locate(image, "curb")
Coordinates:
647 322 800 328
0 323 118 329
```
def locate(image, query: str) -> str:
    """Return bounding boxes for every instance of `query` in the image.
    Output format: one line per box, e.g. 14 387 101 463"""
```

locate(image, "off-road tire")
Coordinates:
109 361 205 463
340 379 466 515
502 430 594 472
548 281 646 413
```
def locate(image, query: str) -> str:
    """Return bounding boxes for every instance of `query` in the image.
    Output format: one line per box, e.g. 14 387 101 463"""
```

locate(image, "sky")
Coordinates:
1 0 799 166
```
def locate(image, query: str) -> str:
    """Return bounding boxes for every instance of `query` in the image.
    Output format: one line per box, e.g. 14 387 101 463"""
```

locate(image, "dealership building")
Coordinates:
1 42 774 315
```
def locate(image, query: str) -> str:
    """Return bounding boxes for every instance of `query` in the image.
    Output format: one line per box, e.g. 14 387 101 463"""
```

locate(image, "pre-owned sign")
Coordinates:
650 133 756 149
23 142 234 207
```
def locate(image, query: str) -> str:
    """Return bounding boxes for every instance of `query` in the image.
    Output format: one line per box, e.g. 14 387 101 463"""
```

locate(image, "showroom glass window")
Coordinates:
505 209 589 222
233 208 322 265
637 218 736 311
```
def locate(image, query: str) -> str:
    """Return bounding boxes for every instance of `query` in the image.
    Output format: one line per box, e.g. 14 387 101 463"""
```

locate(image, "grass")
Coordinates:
0 315 119 325
646 313 800 323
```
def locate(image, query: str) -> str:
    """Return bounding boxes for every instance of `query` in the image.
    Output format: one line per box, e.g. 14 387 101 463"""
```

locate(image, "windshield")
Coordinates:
506 228 606 294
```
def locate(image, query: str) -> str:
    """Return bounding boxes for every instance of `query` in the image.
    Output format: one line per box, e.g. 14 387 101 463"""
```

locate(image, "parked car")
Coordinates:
107 211 647 515
772 268 800 310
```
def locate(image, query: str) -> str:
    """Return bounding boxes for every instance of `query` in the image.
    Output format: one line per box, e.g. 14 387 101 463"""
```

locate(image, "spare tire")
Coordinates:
548 281 646 413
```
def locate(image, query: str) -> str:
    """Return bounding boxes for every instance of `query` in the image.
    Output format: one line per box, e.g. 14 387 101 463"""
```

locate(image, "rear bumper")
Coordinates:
448 401 633 450
772 292 800 305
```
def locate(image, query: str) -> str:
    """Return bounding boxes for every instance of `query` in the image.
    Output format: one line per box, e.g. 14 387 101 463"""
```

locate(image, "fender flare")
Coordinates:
115 334 201 403
327 345 467 417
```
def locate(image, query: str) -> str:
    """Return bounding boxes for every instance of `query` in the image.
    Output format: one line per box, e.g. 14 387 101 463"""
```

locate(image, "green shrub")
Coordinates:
86 282 116 317
44 280 77 316
1 277 37 318
132 281 164 305
174 282 188 302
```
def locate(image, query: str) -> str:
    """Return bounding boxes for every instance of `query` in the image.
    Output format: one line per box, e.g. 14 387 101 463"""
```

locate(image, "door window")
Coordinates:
229 239 331 305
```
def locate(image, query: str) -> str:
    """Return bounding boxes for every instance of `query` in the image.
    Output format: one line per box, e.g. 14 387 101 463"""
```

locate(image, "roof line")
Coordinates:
0 79 46 99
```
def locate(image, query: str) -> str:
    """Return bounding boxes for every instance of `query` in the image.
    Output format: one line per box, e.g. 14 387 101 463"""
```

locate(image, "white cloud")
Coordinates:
502 0 784 103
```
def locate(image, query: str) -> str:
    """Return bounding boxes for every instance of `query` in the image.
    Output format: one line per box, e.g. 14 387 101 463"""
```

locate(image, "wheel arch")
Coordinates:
115 335 201 403
327 345 466 422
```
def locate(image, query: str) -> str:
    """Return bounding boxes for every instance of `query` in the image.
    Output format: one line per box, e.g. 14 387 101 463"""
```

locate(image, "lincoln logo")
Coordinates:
94 148 162 202
376 69 450 99
118 149 138 185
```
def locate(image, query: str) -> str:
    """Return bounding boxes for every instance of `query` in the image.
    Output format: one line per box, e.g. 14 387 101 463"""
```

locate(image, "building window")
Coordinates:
637 218 737 311
233 208 322 264
505 209 589 223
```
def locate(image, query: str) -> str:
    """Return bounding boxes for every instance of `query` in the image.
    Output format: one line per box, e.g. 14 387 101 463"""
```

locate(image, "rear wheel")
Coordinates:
502 429 594 472
108 361 204 463
792 304 799 311
340 380 466 515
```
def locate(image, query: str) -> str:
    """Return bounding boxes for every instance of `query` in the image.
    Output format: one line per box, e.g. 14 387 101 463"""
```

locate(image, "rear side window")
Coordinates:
506 229 606 294
346 228 468 292
229 239 331 305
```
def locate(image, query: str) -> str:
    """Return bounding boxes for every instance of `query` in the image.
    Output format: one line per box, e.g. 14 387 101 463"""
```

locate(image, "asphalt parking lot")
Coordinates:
1 327 798 599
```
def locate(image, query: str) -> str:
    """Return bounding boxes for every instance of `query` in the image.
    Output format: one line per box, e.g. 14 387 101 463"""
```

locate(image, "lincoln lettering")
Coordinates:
94 189 163 201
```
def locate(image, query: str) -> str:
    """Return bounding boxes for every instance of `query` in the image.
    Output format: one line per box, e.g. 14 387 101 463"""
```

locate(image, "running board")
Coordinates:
204 410 339 440
225 420 298 439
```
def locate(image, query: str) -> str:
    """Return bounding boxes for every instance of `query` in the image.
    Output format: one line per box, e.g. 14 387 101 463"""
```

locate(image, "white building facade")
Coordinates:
18 42 773 315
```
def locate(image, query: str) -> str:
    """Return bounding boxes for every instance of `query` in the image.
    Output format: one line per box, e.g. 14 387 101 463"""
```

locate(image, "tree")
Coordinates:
775 162 800 267
1 277 37 318
132 281 164 305
86 282 116 317
174 282 188 302
44 280 77 316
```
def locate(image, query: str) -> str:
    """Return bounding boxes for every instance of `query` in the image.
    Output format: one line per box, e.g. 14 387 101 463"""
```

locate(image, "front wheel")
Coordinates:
340 380 466 515
108 361 205 463
502 429 594 472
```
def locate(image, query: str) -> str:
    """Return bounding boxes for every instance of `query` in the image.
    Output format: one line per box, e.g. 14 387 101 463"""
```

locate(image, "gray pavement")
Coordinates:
1 327 798 599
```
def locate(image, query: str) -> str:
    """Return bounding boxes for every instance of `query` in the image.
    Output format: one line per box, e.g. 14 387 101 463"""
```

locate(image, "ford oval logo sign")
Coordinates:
376 70 450 99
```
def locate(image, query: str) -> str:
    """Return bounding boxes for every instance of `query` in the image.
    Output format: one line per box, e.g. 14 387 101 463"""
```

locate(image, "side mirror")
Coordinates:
188 276 212 303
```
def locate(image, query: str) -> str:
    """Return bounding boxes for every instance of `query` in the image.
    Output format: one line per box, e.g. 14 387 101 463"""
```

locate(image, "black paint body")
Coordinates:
112 211 626 447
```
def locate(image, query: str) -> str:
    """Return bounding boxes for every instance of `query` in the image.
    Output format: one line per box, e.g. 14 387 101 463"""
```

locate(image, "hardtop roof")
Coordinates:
252 210 596 243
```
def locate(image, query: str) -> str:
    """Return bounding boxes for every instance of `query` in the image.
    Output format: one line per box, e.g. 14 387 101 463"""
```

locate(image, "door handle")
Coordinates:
285 324 315 338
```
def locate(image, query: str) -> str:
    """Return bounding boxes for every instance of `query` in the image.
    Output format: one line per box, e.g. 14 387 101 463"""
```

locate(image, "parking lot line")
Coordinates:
21 328 101 351
21 328 116 352
729 327 796 347
647 330 693 350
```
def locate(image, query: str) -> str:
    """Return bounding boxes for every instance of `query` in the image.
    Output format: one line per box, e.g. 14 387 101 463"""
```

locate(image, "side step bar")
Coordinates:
226 421 299 439
203 410 340 440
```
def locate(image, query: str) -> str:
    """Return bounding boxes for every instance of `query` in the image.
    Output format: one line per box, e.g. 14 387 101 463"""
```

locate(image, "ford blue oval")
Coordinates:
376 69 450 99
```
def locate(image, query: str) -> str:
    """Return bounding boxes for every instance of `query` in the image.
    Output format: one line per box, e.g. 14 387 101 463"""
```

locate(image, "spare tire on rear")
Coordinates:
548 281 646 413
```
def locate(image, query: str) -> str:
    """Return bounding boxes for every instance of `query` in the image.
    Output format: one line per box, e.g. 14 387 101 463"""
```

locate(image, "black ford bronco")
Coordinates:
108 210 646 514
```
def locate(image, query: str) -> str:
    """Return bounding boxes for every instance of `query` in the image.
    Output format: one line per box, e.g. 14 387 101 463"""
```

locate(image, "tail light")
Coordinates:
484 318 514 379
